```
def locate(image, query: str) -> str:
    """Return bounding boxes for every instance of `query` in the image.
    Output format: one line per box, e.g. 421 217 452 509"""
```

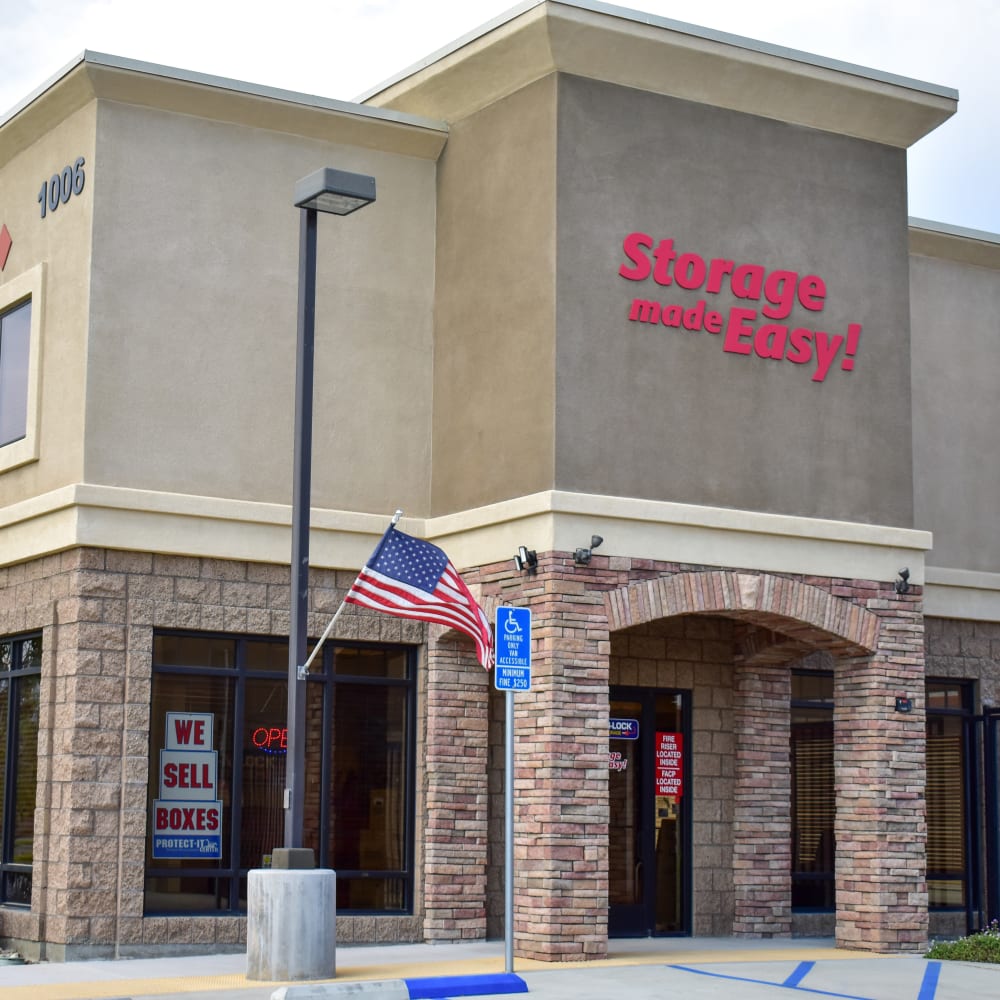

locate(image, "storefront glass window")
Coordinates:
240 677 289 869
145 632 414 916
245 640 291 673
153 633 236 669
0 299 31 448
926 680 971 909
791 671 834 910
0 634 41 906
330 681 409 910
334 646 408 680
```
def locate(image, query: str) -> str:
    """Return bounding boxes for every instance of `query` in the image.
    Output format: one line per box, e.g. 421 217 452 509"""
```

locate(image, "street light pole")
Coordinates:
284 167 376 855
285 204 317 851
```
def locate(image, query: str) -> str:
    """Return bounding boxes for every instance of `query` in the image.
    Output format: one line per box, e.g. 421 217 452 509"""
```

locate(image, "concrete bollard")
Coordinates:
247 868 336 981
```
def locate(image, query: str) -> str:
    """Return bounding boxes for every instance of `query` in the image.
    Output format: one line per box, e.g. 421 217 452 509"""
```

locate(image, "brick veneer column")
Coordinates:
513 578 610 961
834 589 927 953
44 550 131 956
422 630 490 941
732 661 791 936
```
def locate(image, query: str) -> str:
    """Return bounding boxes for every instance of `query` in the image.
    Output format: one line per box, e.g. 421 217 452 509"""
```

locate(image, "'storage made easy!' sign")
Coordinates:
619 231 862 383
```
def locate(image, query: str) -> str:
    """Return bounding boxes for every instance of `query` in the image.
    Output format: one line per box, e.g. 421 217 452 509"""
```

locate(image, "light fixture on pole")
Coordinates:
285 167 375 856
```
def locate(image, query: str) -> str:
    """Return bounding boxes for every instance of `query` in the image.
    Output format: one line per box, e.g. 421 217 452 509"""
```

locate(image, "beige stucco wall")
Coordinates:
554 75 914 527
424 66 921 528
84 99 437 517
430 76 558 515
0 25 961 599
0 102 94 501
911 250 1000 574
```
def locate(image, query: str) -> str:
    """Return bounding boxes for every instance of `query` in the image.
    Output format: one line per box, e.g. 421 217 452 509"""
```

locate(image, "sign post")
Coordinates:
494 606 531 973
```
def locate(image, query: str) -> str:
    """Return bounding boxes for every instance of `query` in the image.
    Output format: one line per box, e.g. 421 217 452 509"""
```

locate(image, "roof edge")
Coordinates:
909 217 1000 270
0 50 89 127
77 51 449 135
1 50 449 167
362 0 957 147
360 0 957 107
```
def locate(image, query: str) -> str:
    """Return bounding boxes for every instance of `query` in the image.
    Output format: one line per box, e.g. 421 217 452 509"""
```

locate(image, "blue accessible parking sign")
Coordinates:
494 606 531 690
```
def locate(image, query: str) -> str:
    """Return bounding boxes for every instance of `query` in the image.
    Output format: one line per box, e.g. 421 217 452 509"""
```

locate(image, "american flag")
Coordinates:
345 526 493 668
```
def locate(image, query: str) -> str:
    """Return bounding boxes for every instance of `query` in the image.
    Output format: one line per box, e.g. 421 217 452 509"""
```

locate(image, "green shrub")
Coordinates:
926 921 1000 963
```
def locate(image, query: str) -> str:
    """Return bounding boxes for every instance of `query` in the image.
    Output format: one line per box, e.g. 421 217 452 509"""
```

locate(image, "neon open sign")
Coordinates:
251 726 288 754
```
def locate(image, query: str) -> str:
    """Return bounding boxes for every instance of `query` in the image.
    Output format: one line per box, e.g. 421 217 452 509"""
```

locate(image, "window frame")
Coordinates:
145 629 417 917
925 678 975 912
0 264 44 473
0 632 42 908
790 669 835 912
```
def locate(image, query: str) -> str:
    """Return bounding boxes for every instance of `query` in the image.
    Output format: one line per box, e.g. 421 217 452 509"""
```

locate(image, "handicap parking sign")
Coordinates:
494 606 531 691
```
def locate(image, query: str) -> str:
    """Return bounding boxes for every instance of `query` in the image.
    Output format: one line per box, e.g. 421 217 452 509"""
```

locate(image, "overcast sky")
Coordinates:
3 0 998 233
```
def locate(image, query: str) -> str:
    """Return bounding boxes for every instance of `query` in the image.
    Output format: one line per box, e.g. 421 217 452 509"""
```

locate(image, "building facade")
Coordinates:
1 0 998 962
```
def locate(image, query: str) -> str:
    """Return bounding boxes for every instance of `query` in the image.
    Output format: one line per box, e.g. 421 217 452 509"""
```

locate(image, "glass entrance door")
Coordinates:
608 687 689 936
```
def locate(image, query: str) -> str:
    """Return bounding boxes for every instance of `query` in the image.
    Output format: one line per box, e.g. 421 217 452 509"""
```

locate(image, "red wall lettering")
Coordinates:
619 231 860 382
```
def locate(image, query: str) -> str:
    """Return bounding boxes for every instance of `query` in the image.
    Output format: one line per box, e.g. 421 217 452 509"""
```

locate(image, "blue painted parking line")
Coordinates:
784 961 816 987
669 964 876 1000
916 962 941 1000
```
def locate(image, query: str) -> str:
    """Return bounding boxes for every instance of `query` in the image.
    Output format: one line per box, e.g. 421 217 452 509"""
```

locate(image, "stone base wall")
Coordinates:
733 662 792 936
792 911 835 937
467 557 928 957
0 547 426 959
927 910 967 941
833 583 927 952
0 545 937 959
487 684 507 939
925 617 1000 701
422 630 489 942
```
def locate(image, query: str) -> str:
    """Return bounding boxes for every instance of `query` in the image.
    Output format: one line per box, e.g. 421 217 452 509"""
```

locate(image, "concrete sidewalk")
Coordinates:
0 937 998 1000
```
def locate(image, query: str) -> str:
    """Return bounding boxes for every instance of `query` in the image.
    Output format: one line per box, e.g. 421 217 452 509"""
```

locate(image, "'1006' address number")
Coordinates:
38 157 86 218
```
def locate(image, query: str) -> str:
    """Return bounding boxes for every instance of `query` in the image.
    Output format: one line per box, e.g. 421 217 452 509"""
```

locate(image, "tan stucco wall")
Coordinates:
431 76 557 514
554 75 914 527
1 32 967 603
0 102 94 501
911 251 1000 574
84 99 438 517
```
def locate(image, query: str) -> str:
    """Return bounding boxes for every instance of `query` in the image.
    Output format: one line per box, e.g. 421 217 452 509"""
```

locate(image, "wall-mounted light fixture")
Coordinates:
574 535 604 566
513 546 537 574
894 568 910 595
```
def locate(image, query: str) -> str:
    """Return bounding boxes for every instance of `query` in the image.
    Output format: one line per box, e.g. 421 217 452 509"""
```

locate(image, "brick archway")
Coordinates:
605 570 879 655
423 562 924 957
605 568 925 953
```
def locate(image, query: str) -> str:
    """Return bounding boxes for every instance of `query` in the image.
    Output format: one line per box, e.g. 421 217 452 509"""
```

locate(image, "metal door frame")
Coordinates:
608 686 691 937
979 708 1000 929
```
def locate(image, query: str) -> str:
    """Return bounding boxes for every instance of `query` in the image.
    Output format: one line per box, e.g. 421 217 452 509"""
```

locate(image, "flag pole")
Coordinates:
297 509 403 680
